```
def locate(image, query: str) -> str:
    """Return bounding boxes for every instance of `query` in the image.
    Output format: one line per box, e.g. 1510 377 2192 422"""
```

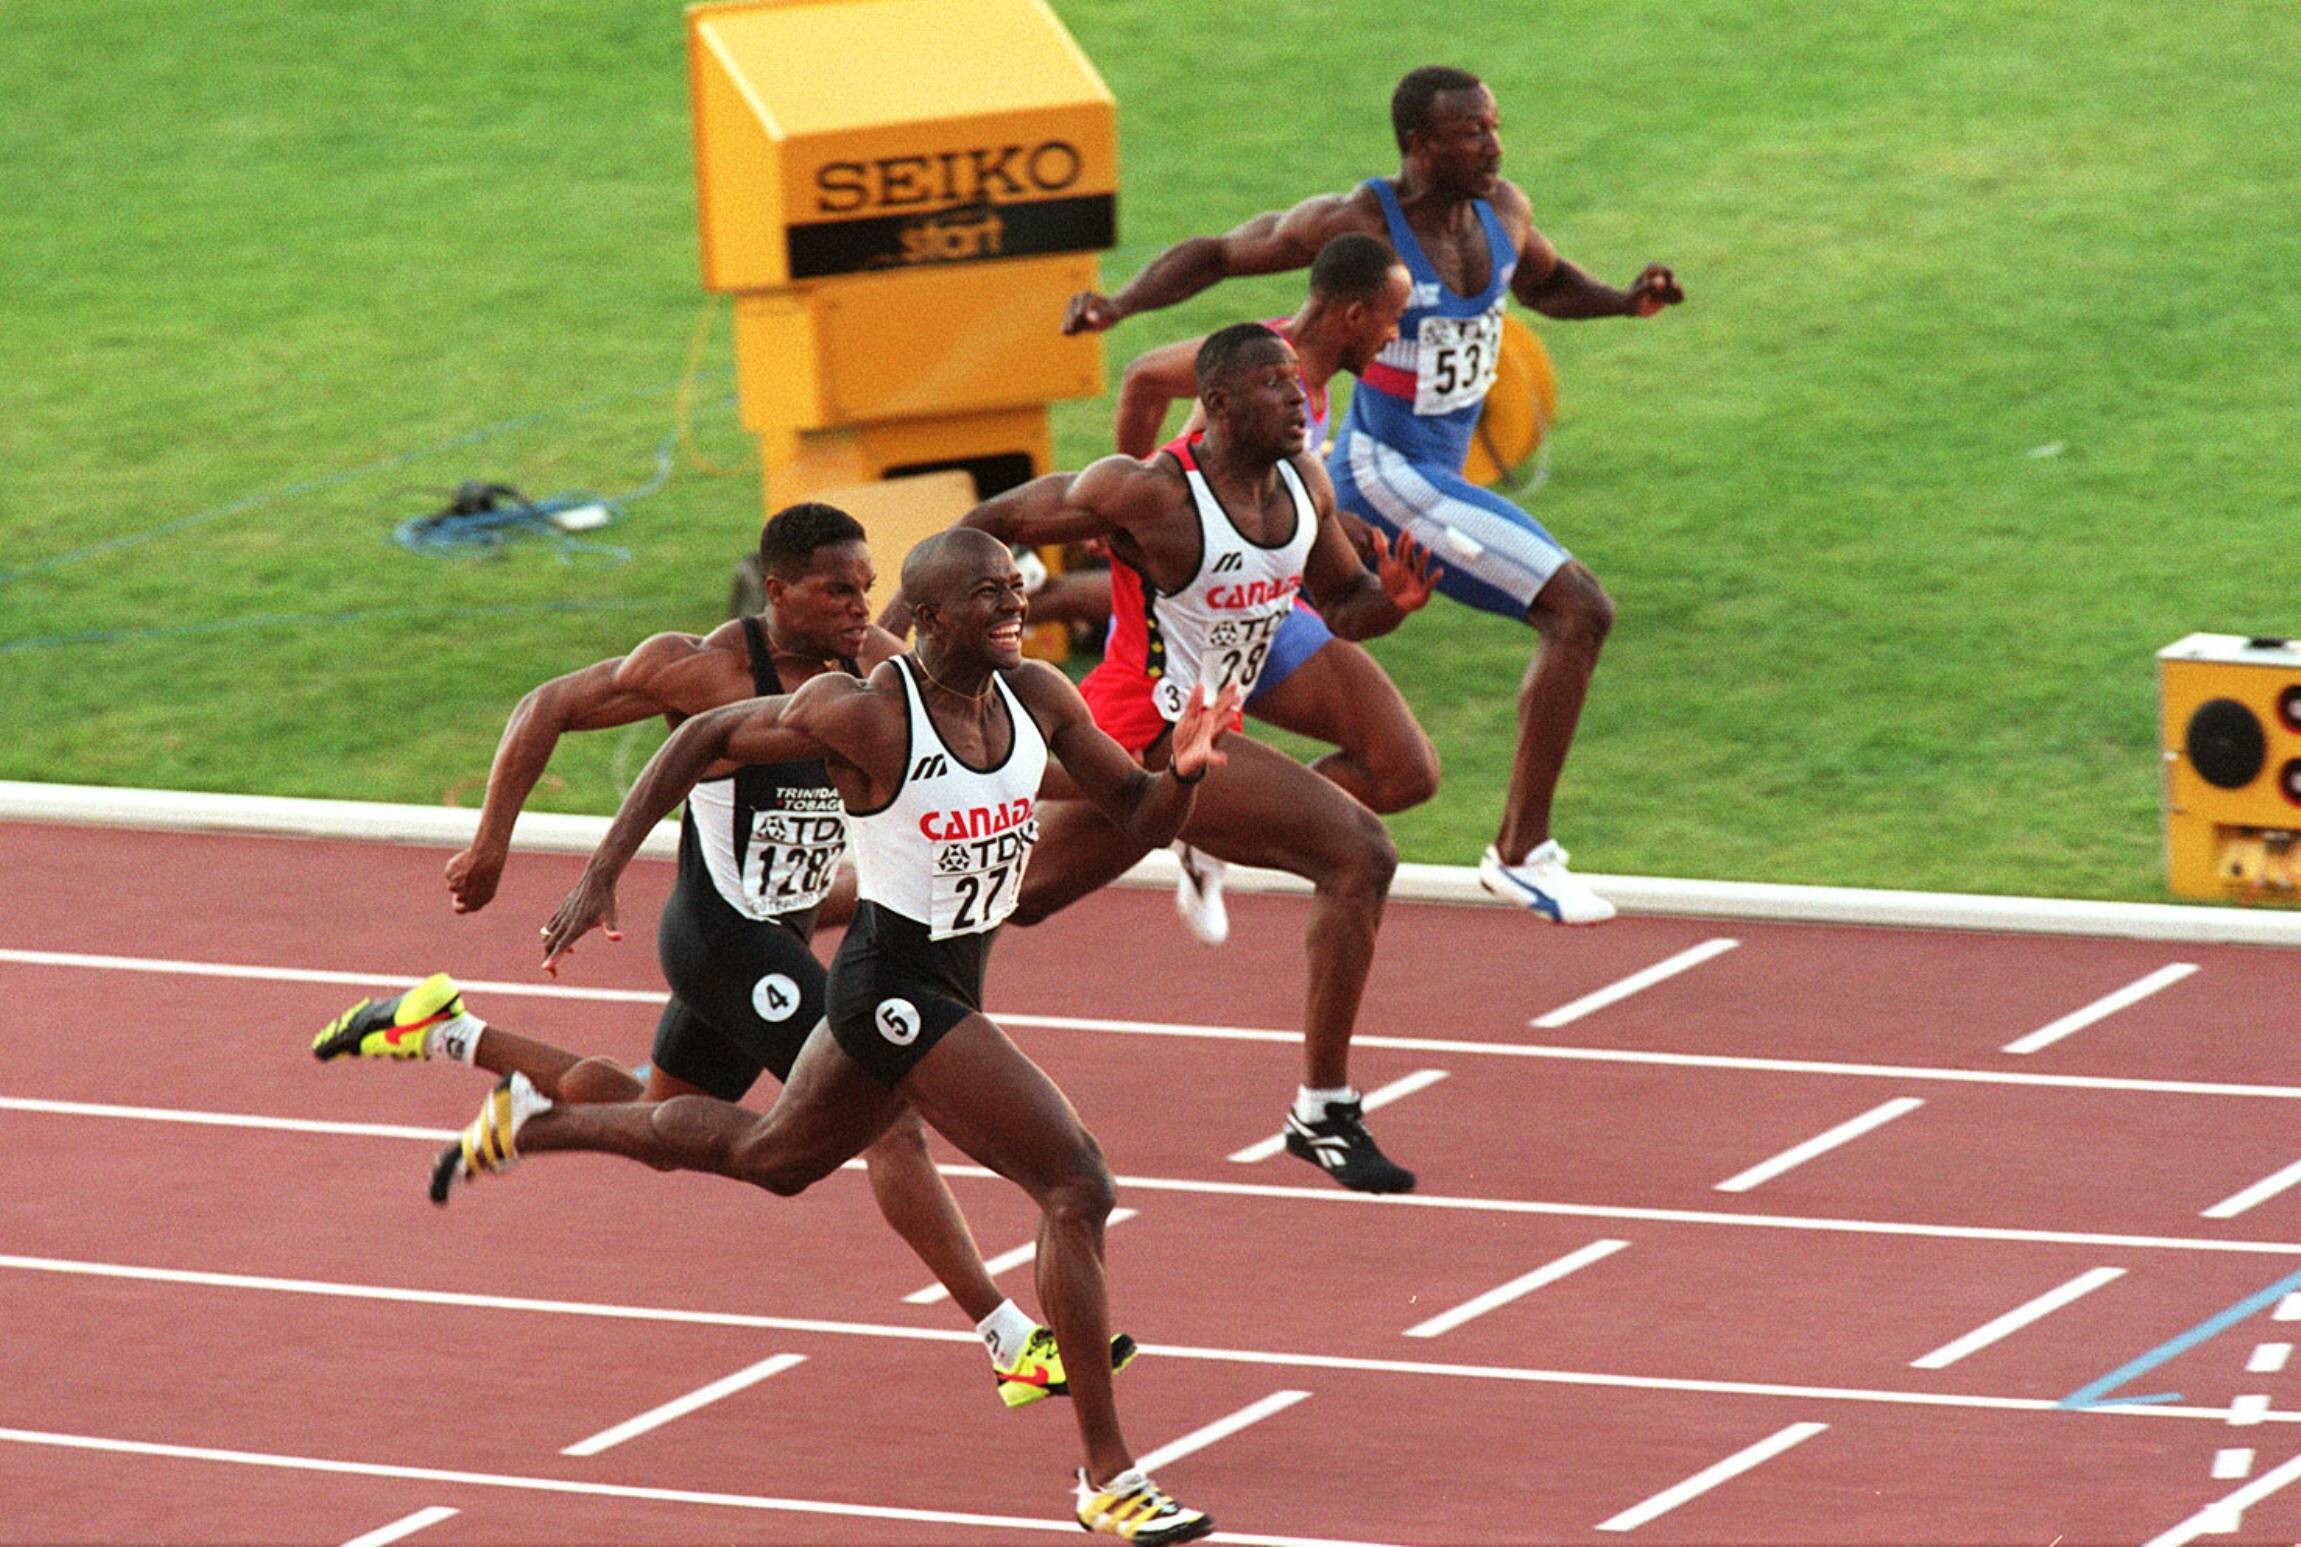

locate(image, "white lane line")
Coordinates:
0 1425 1395 1546
1404 1241 1631 1339
2002 963 2200 1055
1530 939 1740 1028
2229 1394 2273 1428
1714 1099 1924 1194
2214 1448 2255 1480
0 1252 2286 1424
11 945 2301 1103
21 1093 2301 1256
1132 1390 1313 1473
562 1353 807 1457
341 1506 458 1547
0 1095 456 1143
902 1209 1138 1305
2250 1344 2292 1374
2204 1159 2301 1220
1909 1267 2126 1369
1227 1070 1450 1164
1594 1421 1828 1532
0 948 668 1004
2144 1449 2301 1547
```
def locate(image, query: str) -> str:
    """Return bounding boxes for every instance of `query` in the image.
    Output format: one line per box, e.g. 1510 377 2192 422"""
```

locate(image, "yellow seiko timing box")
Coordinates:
688 0 1111 451
2158 631 2301 903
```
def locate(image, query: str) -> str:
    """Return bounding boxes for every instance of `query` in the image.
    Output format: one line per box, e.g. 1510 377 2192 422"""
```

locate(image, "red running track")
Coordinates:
7 819 2301 1544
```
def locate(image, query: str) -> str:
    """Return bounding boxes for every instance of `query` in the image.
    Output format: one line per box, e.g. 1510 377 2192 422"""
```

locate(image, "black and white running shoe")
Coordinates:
1283 1097 1415 1193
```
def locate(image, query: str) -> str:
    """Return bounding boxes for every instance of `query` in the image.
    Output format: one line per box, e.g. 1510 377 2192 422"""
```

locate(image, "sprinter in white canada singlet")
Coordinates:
460 529 1239 1542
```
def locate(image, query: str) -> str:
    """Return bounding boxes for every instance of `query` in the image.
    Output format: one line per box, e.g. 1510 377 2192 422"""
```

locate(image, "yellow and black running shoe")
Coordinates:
429 1072 547 1204
314 973 464 1061
1074 1467 1213 1543
994 1326 1140 1408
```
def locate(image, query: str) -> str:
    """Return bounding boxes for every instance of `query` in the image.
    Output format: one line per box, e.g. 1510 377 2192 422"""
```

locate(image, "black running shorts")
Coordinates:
650 874 825 1102
826 901 994 1087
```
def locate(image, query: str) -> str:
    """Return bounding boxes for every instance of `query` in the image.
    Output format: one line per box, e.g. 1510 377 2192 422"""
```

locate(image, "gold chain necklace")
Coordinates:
911 650 992 703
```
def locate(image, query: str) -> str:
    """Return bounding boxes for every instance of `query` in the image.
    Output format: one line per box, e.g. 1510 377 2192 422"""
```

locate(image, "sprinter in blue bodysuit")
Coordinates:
1065 65 1683 924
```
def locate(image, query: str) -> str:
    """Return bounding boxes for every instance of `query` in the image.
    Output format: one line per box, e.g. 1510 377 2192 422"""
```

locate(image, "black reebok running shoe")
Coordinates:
1283 1098 1416 1193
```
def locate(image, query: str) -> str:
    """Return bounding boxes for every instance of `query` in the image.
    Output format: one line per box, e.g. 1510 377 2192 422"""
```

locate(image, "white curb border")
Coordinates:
4 780 2298 948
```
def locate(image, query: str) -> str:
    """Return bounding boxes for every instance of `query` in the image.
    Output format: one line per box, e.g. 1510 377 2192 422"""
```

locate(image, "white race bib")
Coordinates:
926 821 1035 940
744 807 846 914
1413 310 1504 416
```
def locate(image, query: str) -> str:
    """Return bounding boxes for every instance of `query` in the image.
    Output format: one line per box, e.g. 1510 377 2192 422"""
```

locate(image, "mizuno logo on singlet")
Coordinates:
911 753 950 780
1211 551 1244 573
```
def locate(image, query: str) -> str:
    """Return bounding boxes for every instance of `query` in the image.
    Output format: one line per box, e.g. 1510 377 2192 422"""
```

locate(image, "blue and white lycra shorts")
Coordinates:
1329 429 1570 620
1246 604 1334 705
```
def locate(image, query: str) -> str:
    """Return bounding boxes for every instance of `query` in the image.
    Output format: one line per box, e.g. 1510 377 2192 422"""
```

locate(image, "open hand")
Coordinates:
1627 264 1684 317
1169 678 1244 783
1369 528 1442 614
540 870 622 976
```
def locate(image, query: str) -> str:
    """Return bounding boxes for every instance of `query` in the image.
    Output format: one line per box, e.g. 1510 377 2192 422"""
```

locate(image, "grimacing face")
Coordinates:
771 539 875 659
1417 85 1502 198
1212 341 1311 459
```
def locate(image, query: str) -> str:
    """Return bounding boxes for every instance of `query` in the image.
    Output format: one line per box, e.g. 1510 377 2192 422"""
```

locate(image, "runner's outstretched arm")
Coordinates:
450 644 711 913
1114 336 1207 458
1023 666 1240 851
1062 194 1353 333
540 688 817 971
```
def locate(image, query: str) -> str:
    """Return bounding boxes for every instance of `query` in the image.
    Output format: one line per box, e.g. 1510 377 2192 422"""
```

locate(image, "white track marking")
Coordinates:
1404 1241 1631 1338
902 1209 1137 1305
8 946 2301 1102
2204 1159 2301 1220
2002 964 2200 1055
14 1096 2301 1256
2278 1294 2301 1321
1908 1268 2126 1369
0 1253 2285 1425
1530 939 1740 1028
2229 1395 2273 1427
340 1506 458 1547
1228 1069 1450 1164
2214 1448 2255 1479
0 1426 1395 1547
561 1353 807 1456
2144 1450 2301 1546
1715 1099 1924 1193
2250 1344 2291 1374
0 948 667 1003
1595 1422 1828 1531
1132 1390 1313 1473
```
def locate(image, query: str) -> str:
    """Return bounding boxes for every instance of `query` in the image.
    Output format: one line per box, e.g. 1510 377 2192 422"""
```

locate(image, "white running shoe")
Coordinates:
1479 839 1616 924
1172 842 1229 946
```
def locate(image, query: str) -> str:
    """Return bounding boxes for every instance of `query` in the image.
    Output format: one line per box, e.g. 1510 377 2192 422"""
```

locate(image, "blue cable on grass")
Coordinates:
0 598 681 655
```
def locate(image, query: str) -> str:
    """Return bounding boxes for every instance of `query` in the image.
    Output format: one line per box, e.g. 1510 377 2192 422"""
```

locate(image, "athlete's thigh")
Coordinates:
1248 636 1425 761
1176 734 1388 879
750 1020 910 1169
1334 435 1570 620
898 1013 1100 1194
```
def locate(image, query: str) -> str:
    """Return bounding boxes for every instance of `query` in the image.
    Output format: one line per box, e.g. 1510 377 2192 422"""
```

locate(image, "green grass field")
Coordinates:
4 0 2297 900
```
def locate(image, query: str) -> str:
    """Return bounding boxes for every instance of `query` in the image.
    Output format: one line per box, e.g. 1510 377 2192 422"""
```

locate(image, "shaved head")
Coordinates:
901 526 1010 612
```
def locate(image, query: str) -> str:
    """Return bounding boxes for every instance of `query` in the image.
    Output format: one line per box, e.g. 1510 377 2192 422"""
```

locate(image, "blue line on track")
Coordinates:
2060 1266 2301 1410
